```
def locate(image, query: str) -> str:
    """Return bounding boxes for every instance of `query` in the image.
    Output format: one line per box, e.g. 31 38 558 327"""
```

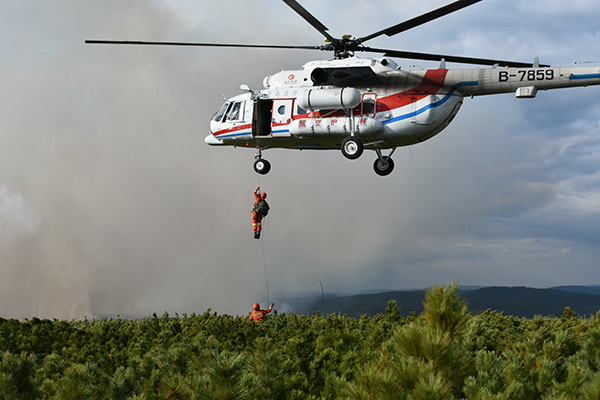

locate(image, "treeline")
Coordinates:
2 285 600 399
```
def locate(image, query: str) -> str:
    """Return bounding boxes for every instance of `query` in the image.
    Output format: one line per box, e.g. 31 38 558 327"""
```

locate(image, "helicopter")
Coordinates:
87 0 600 176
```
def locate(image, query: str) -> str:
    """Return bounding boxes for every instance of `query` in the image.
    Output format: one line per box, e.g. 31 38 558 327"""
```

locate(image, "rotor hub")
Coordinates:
325 38 363 59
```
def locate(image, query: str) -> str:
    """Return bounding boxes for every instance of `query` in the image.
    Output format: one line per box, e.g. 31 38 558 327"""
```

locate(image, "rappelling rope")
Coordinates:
261 227 270 305
256 173 270 304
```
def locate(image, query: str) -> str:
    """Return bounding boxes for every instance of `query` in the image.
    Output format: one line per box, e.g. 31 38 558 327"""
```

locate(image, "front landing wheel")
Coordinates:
253 159 271 175
341 136 364 160
373 156 394 176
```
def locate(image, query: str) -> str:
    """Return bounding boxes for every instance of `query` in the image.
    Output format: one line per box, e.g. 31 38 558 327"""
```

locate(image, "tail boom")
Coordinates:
446 66 600 97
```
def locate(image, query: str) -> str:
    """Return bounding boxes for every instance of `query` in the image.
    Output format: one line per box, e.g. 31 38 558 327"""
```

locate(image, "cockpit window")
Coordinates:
213 102 230 122
226 101 243 121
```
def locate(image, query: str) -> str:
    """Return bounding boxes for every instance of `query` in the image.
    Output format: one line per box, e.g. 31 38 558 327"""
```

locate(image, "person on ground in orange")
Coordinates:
252 187 269 239
250 302 274 321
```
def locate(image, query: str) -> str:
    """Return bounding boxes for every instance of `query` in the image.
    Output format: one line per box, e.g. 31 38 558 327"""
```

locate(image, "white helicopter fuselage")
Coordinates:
207 57 461 149
206 56 600 174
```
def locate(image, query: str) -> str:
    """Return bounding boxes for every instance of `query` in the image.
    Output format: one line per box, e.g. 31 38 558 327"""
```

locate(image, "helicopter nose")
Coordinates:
205 134 224 145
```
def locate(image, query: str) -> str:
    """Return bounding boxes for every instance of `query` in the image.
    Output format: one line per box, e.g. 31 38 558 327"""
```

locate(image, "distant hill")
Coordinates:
551 285 600 295
276 286 600 319
464 287 600 317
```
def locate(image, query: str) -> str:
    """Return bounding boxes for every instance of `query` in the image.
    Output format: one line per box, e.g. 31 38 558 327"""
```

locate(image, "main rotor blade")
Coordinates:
85 40 323 51
281 0 336 42
359 0 482 44
362 47 549 67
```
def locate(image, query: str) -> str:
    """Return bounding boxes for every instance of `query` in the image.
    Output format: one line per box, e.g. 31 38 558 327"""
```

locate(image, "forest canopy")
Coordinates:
2 284 600 399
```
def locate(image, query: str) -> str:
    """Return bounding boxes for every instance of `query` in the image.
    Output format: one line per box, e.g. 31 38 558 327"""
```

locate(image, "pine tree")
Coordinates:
197 350 247 400
344 284 473 399
0 352 37 400
245 337 286 400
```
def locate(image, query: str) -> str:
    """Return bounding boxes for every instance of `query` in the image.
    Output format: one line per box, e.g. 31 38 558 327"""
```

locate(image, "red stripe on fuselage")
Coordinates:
213 121 290 137
214 123 253 137
376 69 449 112
303 69 449 118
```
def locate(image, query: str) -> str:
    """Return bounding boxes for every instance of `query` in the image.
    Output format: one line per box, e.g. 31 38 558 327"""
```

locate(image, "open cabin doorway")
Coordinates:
252 99 272 138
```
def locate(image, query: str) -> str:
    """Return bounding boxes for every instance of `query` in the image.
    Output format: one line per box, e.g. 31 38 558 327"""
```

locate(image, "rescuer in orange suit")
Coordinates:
252 187 267 239
250 302 274 321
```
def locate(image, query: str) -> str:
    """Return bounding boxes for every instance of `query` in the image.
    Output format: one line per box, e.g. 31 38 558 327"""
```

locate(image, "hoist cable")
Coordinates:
256 172 269 304
261 227 270 305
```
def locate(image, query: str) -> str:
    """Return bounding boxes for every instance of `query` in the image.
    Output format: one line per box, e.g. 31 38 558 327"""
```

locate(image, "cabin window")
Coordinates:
296 105 307 115
362 93 377 117
213 102 230 122
277 105 286 115
362 99 375 114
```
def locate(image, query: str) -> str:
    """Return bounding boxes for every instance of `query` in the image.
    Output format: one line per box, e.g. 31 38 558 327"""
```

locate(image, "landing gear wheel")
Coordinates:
373 156 395 176
253 158 271 175
341 136 364 160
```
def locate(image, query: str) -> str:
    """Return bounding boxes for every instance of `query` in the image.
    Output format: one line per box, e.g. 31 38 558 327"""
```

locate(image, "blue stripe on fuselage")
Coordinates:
215 130 251 139
383 81 478 126
570 73 600 80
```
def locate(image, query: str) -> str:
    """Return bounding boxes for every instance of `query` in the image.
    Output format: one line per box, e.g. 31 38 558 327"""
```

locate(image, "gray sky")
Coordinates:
1 0 599 319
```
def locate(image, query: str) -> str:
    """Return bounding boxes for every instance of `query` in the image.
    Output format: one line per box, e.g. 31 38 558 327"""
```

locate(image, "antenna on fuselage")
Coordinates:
241 84 263 102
